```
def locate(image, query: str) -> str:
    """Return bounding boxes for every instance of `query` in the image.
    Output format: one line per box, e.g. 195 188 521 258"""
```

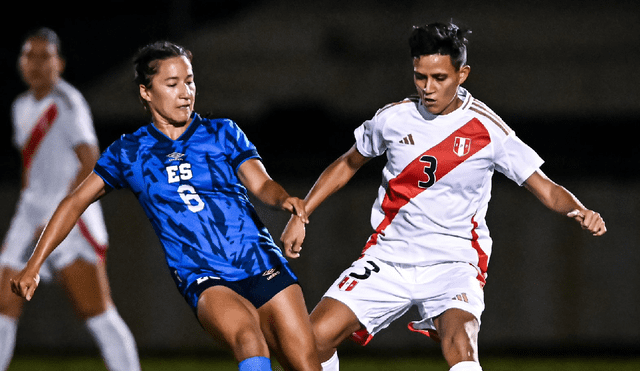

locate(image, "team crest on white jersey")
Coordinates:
166 152 185 161
453 137 471 157
338 276 359 291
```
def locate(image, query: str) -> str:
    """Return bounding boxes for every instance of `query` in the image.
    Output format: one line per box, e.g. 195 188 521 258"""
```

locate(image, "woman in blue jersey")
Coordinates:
10 41 321 371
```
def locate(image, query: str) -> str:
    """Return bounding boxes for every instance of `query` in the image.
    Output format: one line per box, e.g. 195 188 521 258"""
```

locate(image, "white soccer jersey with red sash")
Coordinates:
11 80 107 251
355 88 544 281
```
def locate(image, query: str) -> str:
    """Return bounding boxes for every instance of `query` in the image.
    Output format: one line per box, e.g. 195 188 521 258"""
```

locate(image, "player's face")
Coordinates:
18 38 63 97
140 56 196 126
413 54 469 115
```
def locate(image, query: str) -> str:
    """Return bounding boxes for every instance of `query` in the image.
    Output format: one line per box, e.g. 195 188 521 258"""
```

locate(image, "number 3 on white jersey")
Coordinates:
177 184 204 213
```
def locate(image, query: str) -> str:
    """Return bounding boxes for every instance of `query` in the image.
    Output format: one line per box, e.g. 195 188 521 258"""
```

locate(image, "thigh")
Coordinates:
412 263 485 334
59 258 111 319
310 297 362 355
258 284 320 371
0 266 25 318
49 224 101 271
197 285 269 362
0 208 41 272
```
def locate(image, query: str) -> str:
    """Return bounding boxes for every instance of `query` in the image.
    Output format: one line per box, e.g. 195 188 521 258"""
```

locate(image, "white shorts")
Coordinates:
0 200 108 281
323 255 485 341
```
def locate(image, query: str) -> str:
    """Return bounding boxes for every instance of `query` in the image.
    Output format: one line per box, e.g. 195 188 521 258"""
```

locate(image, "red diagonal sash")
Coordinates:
362 118 491 261
77 217 107 261
22 104 58 170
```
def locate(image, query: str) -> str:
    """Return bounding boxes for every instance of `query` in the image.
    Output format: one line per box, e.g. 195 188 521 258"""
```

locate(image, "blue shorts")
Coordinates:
183 263 299 313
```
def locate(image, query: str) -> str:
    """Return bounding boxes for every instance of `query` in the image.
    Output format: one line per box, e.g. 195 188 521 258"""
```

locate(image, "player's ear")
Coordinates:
56 56 66 75
458 65 470 85
139 84 151 103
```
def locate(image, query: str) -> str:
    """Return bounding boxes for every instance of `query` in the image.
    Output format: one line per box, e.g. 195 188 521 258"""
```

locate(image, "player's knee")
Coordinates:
439 327 478 364
311 319 334 350
436 311 479 363
310 300 359 352
311 318 351 358
72 298 108 319
231 326 269 358
442 332 476 354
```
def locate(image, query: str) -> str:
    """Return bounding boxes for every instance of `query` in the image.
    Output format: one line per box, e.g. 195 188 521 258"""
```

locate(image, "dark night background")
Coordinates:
0 0 639 360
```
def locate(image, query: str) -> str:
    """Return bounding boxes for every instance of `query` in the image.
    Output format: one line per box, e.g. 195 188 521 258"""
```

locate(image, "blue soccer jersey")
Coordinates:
94 113 287 294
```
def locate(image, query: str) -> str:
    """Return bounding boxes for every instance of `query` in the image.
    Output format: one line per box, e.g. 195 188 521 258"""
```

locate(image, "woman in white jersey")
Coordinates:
0 28 140 371
281 22 606 371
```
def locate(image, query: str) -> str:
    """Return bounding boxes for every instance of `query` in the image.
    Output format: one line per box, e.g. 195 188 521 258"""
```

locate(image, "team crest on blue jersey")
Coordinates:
166 152 185 161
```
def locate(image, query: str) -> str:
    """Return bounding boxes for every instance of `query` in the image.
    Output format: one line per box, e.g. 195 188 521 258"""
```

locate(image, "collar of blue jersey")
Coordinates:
148 112 201 143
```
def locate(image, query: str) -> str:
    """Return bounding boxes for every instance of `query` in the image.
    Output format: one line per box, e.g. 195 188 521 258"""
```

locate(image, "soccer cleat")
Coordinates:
407 321 441 343
349 329 374 346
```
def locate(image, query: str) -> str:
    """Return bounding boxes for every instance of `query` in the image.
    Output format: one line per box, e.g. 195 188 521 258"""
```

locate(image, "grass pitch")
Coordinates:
7 355 640 370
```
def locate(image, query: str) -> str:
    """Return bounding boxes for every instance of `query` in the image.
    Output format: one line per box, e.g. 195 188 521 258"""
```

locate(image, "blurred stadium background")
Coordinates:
1 0 639 368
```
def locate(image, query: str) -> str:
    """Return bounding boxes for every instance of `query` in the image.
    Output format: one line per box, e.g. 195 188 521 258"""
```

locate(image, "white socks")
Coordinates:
0 313 17 371
450 361 482 371
321 351 339 371
86 307 140 371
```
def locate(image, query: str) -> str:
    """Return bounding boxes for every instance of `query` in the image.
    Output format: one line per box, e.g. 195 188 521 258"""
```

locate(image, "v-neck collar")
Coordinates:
148 113 201 143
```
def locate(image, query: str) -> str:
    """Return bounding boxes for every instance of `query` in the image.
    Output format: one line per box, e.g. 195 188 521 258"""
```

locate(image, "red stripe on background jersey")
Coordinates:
471 215 488 286
22 104 58 169
77 217 107 261
362 118 491 259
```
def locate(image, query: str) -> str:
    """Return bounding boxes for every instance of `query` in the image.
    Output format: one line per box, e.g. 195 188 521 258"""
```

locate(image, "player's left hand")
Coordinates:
281 197 309 224
10 267 41 301
567 209 607 236
281 214 306 259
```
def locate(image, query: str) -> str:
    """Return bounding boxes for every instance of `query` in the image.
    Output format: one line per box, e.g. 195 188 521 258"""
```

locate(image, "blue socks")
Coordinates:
238 356 271 371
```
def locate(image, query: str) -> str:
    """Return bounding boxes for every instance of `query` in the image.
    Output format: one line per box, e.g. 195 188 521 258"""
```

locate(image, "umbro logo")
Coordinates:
166 152 185 161
263 268 281 281
399 134 415 145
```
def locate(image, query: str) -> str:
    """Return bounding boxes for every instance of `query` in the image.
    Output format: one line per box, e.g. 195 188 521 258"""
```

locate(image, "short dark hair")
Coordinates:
133 41 193 88
409 22 471 70
22 27 62 57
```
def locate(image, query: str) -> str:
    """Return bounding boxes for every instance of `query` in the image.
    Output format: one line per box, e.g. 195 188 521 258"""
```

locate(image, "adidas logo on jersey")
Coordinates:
452 293 469 303
399 134 415 145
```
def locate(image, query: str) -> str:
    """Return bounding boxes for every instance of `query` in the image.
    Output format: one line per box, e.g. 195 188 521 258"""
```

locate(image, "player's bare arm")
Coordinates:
280 144 370 258
524 170 606 236
10 172 109 300
237 158 308 223
69 143 100 193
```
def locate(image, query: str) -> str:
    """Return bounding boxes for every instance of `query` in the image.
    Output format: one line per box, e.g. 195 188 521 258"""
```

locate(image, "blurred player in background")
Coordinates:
0 28 140 371
10 41 321 371
281 22 606 371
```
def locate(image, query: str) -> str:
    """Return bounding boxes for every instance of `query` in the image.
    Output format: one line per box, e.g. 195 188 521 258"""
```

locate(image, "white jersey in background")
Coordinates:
355 87 544 281
13 80 96 209
2 79 107 271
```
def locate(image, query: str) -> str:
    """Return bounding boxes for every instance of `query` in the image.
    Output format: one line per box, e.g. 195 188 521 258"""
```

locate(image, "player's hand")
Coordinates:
10 267 41 301
281 215 306 259
567 209 607 236
281 197 309 224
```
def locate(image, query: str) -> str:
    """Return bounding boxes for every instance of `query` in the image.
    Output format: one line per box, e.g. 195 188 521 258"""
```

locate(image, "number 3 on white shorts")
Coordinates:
177 184 205 212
